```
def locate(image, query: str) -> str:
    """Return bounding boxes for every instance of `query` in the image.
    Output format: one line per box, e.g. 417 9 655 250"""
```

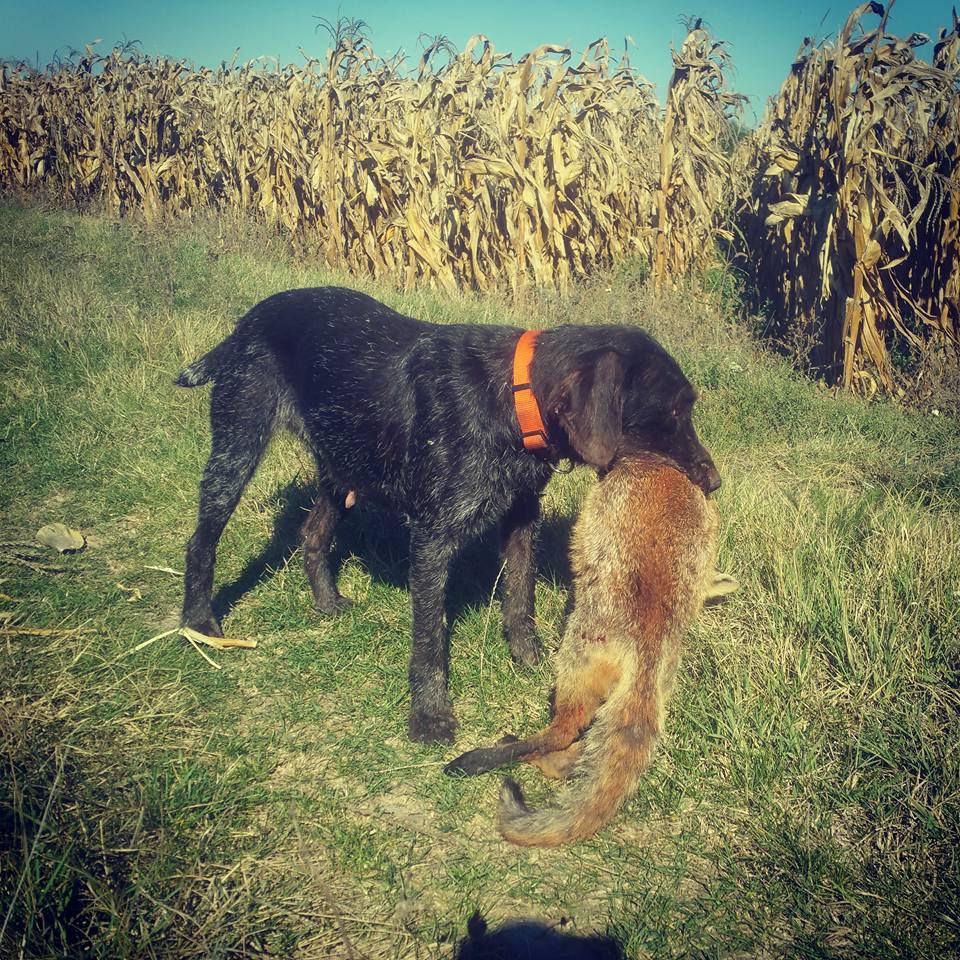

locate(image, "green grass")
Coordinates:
1 200 958 958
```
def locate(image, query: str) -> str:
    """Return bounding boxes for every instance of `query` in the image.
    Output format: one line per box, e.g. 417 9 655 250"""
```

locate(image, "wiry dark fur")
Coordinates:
175 287 720 743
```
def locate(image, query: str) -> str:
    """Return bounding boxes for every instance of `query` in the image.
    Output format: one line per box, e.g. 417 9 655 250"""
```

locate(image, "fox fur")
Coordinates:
445 453 733 846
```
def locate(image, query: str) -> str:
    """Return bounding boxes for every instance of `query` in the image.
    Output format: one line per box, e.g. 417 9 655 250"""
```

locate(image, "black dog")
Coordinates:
176 287 719 743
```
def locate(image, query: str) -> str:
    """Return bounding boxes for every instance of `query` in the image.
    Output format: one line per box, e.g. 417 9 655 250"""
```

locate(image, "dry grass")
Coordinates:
1 200 958 959
651 18 746 289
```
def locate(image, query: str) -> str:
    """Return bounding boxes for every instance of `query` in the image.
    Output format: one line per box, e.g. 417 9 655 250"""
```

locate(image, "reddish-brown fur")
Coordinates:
445 453 730 846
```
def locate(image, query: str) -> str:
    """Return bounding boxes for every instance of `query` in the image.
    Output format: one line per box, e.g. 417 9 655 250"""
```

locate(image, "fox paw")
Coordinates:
704 569 739 605
444 734 520 777
444 748 491 776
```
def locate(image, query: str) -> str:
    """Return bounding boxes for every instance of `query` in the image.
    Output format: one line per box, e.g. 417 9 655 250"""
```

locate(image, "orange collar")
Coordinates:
512 330 550 454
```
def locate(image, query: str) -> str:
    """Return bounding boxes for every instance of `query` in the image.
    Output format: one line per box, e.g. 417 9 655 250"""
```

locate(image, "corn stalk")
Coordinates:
736 2 960 393
652 19 746 288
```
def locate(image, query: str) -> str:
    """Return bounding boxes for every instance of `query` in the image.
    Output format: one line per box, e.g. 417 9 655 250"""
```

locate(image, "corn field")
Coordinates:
737 2 960 394
0 19 742 294
1 5 958 394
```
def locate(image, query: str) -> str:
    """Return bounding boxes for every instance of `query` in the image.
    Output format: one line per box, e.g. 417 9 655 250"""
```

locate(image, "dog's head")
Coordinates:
543 331 721 496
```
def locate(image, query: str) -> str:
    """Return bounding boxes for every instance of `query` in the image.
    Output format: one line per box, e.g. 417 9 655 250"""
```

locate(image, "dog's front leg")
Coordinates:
500 490 542 666
407 528 458 744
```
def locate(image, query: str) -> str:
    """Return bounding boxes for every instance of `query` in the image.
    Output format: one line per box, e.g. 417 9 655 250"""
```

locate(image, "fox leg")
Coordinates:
520 659 619 779
527 740 584 780
444 656 619 776
443 715 583 777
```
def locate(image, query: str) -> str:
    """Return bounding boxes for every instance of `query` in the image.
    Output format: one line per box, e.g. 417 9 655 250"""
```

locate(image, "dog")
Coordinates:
444 454 734 845
175 287 720 744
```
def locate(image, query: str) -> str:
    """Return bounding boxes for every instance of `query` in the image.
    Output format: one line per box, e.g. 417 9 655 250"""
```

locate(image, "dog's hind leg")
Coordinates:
182 375 278 637
500 489 543 666
301 488 352 615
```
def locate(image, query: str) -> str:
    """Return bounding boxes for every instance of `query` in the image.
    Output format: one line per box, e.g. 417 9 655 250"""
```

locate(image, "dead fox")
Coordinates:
444 453 735 846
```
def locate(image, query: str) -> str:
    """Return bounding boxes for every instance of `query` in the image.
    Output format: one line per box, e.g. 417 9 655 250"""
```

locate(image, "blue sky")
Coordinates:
2 1 951 118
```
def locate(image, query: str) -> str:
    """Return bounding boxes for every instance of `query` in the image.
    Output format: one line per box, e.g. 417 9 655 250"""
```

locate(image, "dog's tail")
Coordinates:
174 340 233 388
496 654 671 846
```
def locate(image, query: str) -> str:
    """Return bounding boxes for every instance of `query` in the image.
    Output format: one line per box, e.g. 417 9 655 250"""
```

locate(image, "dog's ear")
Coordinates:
554 350 626 469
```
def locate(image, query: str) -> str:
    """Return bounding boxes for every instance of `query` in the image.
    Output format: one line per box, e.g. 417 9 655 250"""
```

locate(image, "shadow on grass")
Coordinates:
211 481 576 626
456 911 624 959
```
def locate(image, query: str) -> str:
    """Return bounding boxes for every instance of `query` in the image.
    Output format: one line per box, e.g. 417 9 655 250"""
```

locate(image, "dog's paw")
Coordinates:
508 634 542 668
408 706 458 745
184 616 223 639
315 594 354 617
